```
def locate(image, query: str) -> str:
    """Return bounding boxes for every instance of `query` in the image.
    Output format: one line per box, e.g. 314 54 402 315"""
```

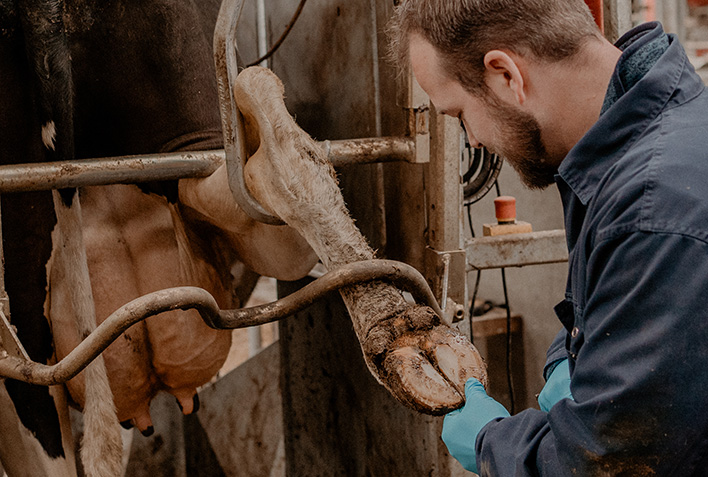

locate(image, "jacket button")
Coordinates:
571 327 579 338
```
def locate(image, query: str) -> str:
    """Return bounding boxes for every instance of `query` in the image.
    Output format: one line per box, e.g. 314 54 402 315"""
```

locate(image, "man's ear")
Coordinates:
483 50 526 105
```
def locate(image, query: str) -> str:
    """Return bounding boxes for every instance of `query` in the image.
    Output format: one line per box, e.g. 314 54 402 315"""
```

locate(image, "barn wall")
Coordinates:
237 0 454 475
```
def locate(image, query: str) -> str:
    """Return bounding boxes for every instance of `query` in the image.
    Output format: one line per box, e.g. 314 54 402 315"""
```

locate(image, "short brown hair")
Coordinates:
388 0 601 94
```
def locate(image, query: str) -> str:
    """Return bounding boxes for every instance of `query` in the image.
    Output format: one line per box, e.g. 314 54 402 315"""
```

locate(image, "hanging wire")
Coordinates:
500 266 515 414
460 128 504 206
492 179 516 414
246 0 308 67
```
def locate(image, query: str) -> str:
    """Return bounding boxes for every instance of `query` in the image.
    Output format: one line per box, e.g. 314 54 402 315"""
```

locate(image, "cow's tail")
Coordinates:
18 1 123 476
52 195 123 477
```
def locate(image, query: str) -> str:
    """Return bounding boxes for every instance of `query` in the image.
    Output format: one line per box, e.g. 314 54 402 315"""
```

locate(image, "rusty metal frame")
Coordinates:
0 151 223 192
0 311 27 361
0 138 415 193
0 0 571 387
603 0 633 42
423 106 468 323
0 259 442 385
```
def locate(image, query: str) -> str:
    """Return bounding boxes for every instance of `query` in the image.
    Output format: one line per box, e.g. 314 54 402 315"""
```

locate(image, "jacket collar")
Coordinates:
555 22 702 205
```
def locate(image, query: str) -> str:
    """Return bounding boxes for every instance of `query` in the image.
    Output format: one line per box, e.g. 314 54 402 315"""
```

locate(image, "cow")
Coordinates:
0 1 487 475
0 0 316 475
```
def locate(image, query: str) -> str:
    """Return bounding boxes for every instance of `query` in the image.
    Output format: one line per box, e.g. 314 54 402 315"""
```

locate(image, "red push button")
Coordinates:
494 196 516 224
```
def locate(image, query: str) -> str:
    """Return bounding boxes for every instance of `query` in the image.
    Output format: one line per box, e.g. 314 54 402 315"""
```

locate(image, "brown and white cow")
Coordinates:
0 1 486 475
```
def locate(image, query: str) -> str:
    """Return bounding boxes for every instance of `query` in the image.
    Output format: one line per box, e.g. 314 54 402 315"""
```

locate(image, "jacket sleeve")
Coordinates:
475 231 708 476
543 328 567 380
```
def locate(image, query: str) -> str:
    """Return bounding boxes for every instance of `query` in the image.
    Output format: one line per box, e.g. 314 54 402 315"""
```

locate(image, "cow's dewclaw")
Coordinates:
235 66 488 415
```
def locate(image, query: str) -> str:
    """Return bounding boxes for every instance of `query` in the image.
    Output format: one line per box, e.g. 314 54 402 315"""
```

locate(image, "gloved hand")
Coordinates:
442 378 510 473
537 358 573 412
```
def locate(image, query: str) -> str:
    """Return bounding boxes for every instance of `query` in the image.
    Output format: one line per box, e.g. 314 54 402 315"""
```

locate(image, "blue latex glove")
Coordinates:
442 378 510 473
537 358 573 412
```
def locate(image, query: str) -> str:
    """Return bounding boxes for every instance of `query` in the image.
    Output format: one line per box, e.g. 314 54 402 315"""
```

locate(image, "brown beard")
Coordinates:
483 95 558 190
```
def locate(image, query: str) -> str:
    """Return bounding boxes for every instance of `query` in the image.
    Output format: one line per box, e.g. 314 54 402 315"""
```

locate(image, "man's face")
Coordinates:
409 35 558 190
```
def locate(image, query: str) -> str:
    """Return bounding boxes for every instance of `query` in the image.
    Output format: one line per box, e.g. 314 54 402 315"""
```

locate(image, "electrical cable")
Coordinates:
246 0 308 67
462 146 504 205
500 267 515 415
460 125 503 205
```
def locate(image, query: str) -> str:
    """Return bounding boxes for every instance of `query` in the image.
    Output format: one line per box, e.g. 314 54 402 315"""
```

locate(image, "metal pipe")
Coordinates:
0 137 416 193
256 0 268 68
440 253 450 313
324 136 415 167
252 0 266 354
0 151 225 193
0 259 441 386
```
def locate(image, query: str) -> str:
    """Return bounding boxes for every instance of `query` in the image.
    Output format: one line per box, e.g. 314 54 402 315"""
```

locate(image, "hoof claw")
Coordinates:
375 320 487 415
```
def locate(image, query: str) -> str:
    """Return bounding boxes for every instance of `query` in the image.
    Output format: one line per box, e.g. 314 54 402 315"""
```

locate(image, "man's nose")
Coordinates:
468 137 483 149
460 121 482 149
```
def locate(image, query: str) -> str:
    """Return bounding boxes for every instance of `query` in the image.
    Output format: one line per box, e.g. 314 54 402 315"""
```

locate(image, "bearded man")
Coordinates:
389 1 708 475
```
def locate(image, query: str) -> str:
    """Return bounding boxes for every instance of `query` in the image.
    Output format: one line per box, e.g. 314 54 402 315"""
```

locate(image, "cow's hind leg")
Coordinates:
234 67 487 414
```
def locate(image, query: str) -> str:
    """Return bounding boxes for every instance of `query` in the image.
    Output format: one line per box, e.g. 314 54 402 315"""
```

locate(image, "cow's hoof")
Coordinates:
380 324 487 415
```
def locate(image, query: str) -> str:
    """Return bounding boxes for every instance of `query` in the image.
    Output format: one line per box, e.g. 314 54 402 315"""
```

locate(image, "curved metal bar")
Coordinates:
324 136 415 168
213 259 443 328
0 287 219 386
213 0 285 225
0 260 440 386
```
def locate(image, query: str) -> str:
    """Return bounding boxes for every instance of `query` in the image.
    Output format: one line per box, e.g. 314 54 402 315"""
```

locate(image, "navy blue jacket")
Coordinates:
476 23 708 476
